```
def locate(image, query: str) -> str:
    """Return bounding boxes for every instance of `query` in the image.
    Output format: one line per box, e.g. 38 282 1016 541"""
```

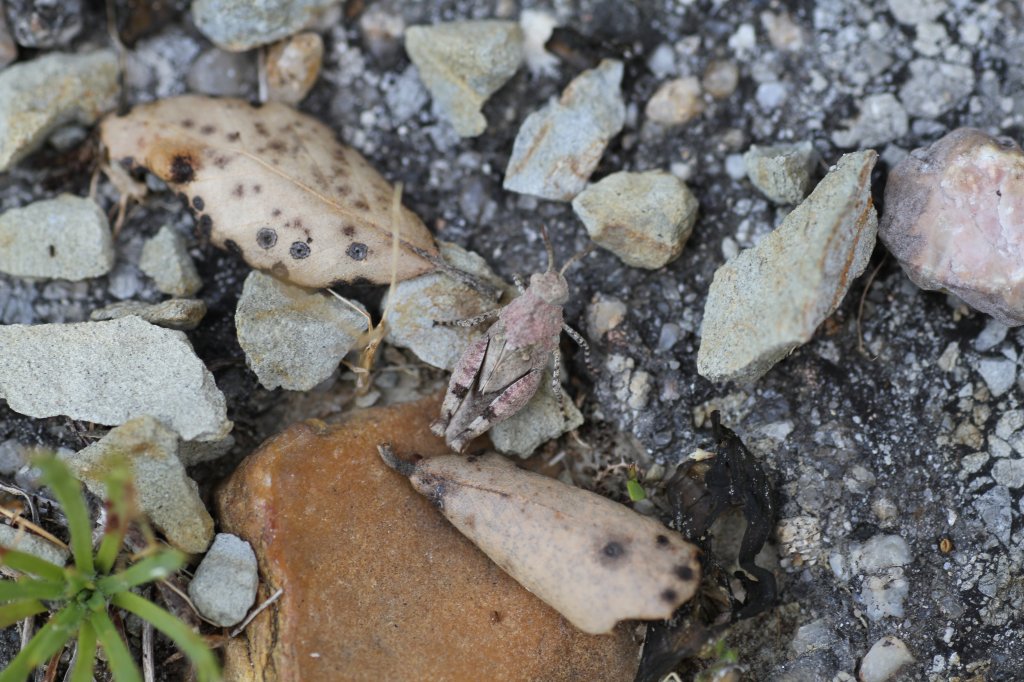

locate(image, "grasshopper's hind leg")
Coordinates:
449 369 543 452
432 335 489 438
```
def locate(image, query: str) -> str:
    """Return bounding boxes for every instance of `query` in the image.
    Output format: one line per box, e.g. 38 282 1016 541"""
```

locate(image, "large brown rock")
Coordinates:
217 396 641 681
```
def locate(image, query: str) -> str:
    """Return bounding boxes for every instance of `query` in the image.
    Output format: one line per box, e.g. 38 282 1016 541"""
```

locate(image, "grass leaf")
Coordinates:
35 457 95 575
95 464 134 575
0 577 65 603
0 547 65 582
0 599 47 629
96 550 184 595
91 609 142 682
0 603 84 682
69 618 98 682
112 591 220 682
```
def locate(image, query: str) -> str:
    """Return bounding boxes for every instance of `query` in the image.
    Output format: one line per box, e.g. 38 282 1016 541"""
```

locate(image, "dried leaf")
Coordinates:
380 447 702 634
99 95 439 288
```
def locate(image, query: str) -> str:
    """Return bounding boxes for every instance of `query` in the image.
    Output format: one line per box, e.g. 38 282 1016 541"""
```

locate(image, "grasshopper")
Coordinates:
431 229 593 452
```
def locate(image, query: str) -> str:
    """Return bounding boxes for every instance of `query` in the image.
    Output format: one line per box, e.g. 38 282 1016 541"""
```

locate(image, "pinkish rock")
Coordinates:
879 128 1024 326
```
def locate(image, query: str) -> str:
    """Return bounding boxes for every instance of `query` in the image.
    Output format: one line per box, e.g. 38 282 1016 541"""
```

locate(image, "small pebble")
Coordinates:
832 93 908 148
849 534 912 574
702 60 739 99
265 32 323 104
859 636 914 682
357 6 404 62
974 319 1009 352
743 141 817 205
992 459 1024 489
0 524 69 569
887 0 944 25
0 194 114 280
504 59 625 201
5 0 82 48
572 170 699 269
974 485 1012 545
880 129 1024 325
761 11 804 51
191 0 340 51
0 316 231 441
586 295 627 339
62 416 214 554
90 299 208 331
0 50 119 171
405 20 524 137
140 226 203 298
489 371 584 458
644 76 704 126
186 48 256 97
977 358 1017 398
383 242 509 371
188 533 258 626
698 151 878 382
235 271 368 391
898 59 974 119
519 9 558 78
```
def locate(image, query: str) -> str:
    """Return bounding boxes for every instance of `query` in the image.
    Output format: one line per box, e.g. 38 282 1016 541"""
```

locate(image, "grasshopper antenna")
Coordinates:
559 242 595 276
540 225 556 272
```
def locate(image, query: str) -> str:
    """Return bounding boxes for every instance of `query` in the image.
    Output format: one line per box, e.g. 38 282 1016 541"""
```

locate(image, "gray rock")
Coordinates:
4 0 82 48
861 569 909 620
898 59 975 119
90 299 208 331
191 0 340 52
0 524 69 569
0 316 232 441
235 271 368 391
977 358 1017 397
697 150 878 383
140 226 202 297
832 94 909 149
0 195 114 280
974 319 1009 352
849 534 912 574
61 416 214 554
185 48 257 97
0 50 119 171
0 10 16 69
859 636 914 682
992 459 1024 489
504 59 625 201
385 66 430 122
790 619 831 656
886 0 944 25
383 242 510 371
974 485 1012 545
188 533 258 626
644 76 704 126
0 439 23 476
265 32 323 105
406 20 524 137
489 371 584 458
178 435 235 467
572 170 699 269
743 142 817 205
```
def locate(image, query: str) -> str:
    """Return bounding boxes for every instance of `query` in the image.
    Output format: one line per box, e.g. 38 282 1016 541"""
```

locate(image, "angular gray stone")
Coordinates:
490 372 584 458
61 416 214 554
383 242 510 371
975 485 1012 545
188 533 258 626
140 226 202 297
977 358 1017 397
698 150 878 383
191 0 340 52
504 59 625 201
743 142 817 205
887 0 944 25
859 636 914 682
572 170 699 269
90 299 208 331
235 271 368 391
0 524 69 569
0 316 232 441
406 20 524 137
849 534 912 574
992 459 1024 489
178 435 235 467
0 50 119 171
0 194 114 280
898 59 974 119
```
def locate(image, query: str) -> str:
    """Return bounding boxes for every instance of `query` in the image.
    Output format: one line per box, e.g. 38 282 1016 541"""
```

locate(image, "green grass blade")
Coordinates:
96 550 184 595
90 610 142 682
0 547 65 582
36 457 95 574
0 577 65 603
95 465 133 575
69 618 98 682
0 599 47 629
111 591 220 682
0 603 84 682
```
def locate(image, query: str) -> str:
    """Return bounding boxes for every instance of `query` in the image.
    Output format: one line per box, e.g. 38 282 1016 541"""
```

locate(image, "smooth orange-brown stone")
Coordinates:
217 395 641 681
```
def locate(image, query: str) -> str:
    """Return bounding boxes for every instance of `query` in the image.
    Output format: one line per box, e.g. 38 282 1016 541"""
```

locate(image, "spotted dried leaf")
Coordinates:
380 447 702 634
99 95 439 288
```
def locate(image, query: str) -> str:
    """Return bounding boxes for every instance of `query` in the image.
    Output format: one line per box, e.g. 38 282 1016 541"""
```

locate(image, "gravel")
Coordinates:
188 533 258 626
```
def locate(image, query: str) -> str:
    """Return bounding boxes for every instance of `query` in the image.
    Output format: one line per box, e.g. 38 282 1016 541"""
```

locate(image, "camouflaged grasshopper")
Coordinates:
431 229 593 452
